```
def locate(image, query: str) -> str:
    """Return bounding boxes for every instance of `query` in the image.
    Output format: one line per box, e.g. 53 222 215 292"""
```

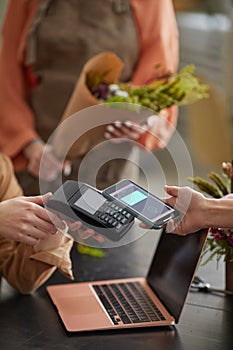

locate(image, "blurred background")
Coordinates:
0 0 232 194
173 0 233 171
141 0 233 193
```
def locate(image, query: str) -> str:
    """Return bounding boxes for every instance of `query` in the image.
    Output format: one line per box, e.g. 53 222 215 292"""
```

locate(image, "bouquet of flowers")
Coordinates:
53 52 208 160
86 59 209 113
188 161 233 265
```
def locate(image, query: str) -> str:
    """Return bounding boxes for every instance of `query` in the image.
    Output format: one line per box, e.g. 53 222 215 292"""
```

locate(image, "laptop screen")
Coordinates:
147 229 208 323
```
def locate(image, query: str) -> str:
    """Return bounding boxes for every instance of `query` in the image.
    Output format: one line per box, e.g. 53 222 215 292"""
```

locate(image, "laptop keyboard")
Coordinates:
93 281 166 325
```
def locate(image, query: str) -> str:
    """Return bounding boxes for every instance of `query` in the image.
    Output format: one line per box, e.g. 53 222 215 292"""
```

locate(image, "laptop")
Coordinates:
47 228 208 332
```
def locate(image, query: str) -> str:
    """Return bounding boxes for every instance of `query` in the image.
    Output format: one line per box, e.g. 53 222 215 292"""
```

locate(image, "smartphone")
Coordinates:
103 179 180 229
46 180 134 241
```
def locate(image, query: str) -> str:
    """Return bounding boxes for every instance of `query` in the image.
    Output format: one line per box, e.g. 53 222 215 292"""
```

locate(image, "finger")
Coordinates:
45 211 65 229
41 192 53 204
39 150 63 180
18 224 48 241
33 215 57 234
104 132 122 143
27 163 39 177
43 147 62 168
68 221 83 231
122 128 142 139
116 124 134 137
165 219 176 233
19 235 40 246
41 168 61 182
123 121 147 134
22 195 56 227
139 222 150 229
164 196 177 208
84 228 95 236
29 225 53 239
146 115 156 127
25 193 52 206
78 228 95 240
104 131 113 139
28 206 57 232
106 122 143 139
34 204 56 224
106 125 124 138
93 233 105 243
63 161 72 176
120 122 146 139
166 220 185 236
164 185 179 197
47 153 62 168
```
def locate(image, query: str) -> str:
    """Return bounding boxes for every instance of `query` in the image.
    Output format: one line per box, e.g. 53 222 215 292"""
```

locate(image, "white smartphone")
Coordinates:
103 179 181 229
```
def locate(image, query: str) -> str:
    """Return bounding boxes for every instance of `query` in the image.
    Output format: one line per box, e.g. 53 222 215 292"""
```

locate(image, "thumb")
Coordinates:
165 219 175 233
164 185 179 197
25 192 53 206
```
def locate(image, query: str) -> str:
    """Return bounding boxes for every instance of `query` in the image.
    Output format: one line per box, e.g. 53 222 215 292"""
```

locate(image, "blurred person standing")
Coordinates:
0 0 179 195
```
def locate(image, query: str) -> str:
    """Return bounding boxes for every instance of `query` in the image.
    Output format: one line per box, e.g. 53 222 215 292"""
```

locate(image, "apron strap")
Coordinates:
25 0 53 65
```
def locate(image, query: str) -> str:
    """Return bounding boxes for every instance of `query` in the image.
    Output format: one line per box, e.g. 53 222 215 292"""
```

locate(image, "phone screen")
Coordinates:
108 181 175 223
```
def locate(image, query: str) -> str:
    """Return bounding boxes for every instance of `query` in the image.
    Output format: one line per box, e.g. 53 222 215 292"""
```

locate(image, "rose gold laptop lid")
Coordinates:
47 229 208 332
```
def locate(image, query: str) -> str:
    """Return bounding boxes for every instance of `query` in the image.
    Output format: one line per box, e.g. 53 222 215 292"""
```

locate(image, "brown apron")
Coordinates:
18 0 140 194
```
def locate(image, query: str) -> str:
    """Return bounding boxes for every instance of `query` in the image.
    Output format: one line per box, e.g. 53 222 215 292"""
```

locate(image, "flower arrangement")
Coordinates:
53 52 208 160
86 63 209 113
188 161 233 265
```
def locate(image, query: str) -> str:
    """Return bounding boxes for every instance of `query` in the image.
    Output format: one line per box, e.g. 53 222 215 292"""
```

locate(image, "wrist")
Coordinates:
206 198 227 227
23 137 44 157
205 198 233 228
193 196 211 229
29 137 43 145
204 198 216 228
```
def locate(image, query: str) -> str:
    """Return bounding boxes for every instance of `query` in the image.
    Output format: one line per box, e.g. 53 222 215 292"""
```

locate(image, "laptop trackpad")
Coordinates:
56 295 112 331
57 295 103 315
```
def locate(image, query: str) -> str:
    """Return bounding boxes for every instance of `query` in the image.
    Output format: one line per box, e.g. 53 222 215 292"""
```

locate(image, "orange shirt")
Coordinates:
0 0 179 171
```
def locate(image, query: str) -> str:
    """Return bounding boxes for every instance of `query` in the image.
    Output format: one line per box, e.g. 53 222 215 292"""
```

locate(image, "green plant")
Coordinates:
87 64 209 113
189 162 233 265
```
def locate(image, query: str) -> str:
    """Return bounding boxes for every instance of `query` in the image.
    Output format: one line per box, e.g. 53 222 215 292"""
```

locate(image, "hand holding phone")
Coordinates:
103 179 181 229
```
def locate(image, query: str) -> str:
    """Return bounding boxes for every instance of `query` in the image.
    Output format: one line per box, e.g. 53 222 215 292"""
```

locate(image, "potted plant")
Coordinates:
189 161 233 292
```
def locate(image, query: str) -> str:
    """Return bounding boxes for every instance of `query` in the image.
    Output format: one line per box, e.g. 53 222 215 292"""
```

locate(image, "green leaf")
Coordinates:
77 244 107 258
208 171 229 195
188 176 222 198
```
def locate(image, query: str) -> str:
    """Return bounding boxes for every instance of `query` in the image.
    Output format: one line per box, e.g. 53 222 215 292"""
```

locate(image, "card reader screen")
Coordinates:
73 188 106 215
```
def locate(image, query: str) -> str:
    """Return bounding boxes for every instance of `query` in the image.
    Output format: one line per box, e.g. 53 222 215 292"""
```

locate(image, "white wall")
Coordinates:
176 11 233 168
